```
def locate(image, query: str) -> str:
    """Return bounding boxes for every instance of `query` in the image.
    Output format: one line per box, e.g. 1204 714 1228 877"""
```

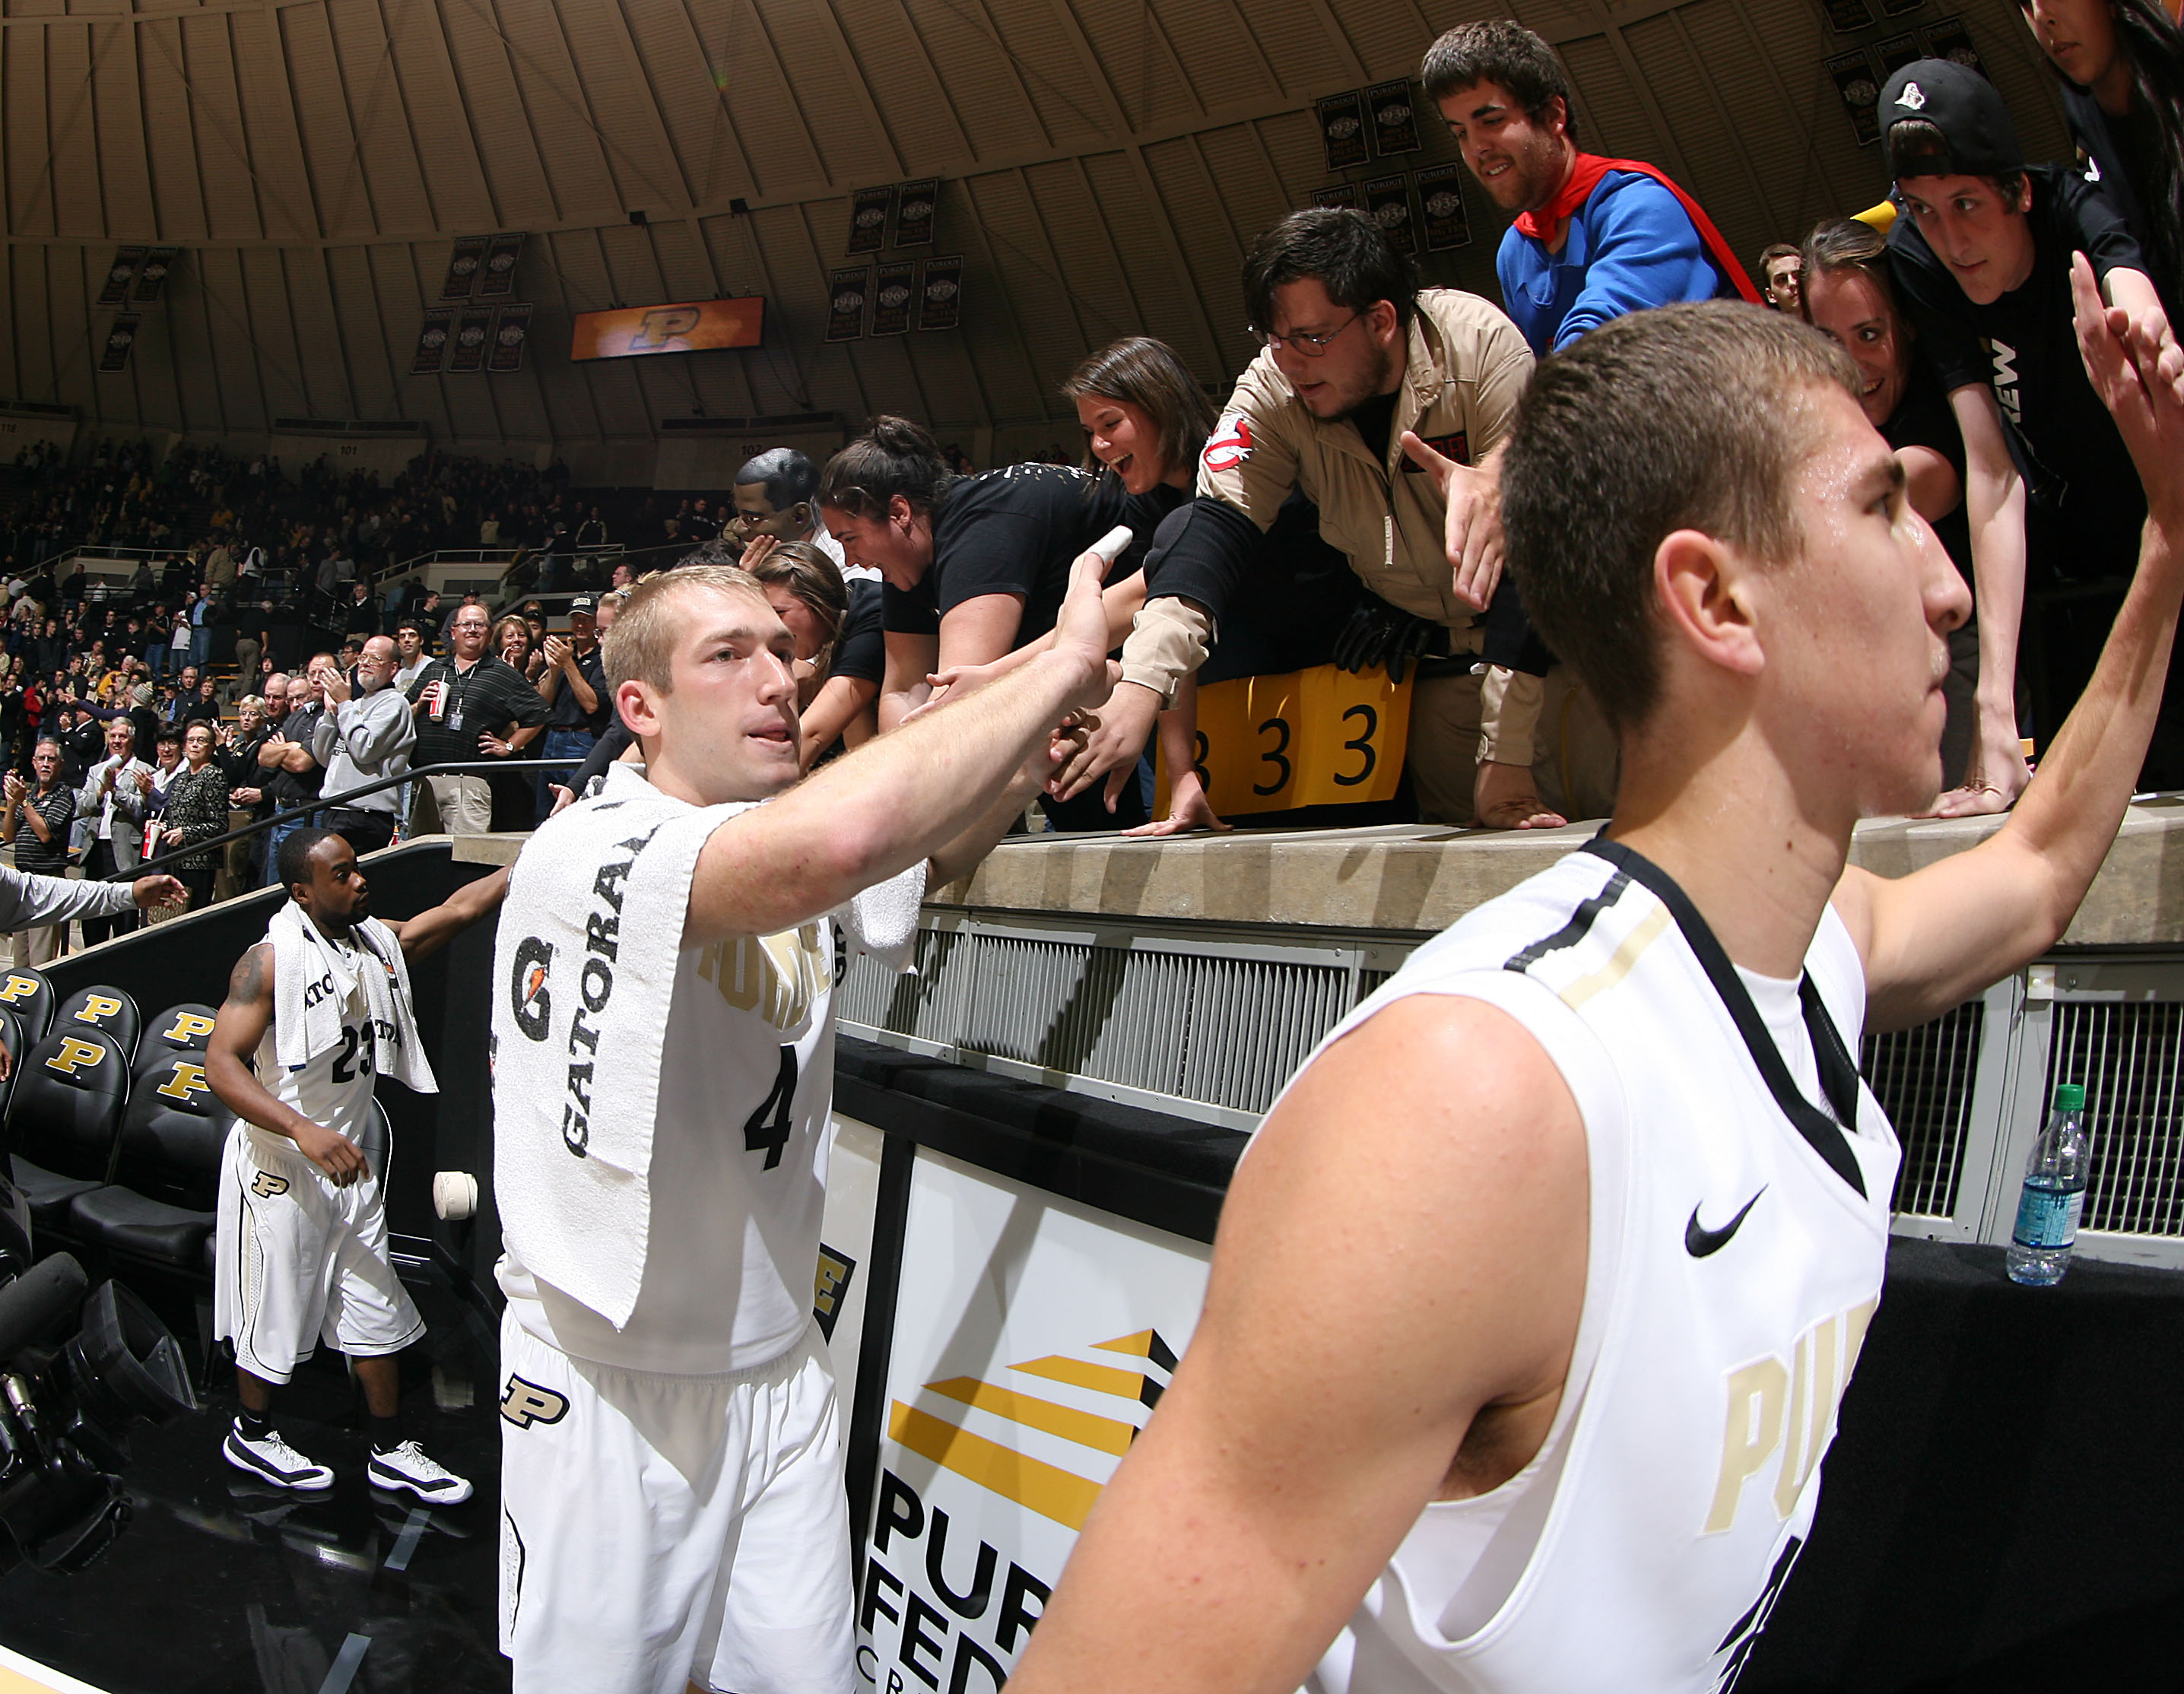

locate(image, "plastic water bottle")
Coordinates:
2007 1083 2087 1286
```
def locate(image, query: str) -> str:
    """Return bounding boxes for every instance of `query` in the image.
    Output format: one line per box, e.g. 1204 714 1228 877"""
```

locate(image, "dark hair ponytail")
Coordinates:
817 416 955 520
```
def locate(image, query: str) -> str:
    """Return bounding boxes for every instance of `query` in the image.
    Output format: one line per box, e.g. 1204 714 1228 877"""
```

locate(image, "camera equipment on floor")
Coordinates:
0 1210 197 1575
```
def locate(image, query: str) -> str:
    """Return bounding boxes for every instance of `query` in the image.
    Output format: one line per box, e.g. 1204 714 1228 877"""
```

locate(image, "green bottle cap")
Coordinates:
2055 1083 2085 1111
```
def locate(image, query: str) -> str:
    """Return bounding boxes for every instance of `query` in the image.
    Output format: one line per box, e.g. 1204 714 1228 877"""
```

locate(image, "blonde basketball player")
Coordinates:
490 558 1113 1694
1012 276 2184 1691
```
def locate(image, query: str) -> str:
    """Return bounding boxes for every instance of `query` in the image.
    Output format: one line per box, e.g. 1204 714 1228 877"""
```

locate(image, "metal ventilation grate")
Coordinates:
2047 1001 2184 1236
1862 1000 1984 1219
840 926 1354 1117
1354 968 1398 1005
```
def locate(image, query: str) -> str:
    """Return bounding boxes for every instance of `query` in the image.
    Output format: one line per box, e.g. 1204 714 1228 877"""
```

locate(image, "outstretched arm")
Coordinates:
1838 255 2184 1029
386 863 511 963
681 554 1113 947
205 942 368 1185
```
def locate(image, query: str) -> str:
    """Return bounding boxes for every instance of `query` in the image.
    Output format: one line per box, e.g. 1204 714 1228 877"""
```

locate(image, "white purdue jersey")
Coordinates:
495 770 916 1378
255 944 381 1146
1304 838 1897 1694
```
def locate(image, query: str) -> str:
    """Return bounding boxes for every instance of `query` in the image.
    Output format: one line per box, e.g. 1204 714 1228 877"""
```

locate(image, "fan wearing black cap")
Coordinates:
1882 57 2184 799
534 595 608 820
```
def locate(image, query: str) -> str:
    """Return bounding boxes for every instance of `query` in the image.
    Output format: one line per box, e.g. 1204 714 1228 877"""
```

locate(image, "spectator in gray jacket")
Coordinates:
313 635 412 859
78 719 157 946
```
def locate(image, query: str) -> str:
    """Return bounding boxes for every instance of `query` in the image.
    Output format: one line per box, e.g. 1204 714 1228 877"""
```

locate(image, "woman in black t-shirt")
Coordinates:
817 414 1176 830
1805 218 1995 792
2019 0 2184 310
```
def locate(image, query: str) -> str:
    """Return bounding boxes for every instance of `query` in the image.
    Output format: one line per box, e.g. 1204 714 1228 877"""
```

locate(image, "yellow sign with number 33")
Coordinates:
1159 664 1412 819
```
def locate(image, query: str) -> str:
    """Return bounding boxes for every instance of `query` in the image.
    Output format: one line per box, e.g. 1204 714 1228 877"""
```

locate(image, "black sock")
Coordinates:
367 1414 402 1456
238 1406 272 1440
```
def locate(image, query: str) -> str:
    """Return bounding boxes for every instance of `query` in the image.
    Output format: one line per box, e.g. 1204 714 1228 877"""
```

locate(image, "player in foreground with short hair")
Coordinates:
206 827 508 1501
490 558 1113 1694
1010 281 2184 1692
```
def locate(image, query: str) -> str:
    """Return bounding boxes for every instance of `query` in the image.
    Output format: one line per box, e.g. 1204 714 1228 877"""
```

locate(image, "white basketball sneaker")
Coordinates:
367 1439 474 1505
224 1420 335 1491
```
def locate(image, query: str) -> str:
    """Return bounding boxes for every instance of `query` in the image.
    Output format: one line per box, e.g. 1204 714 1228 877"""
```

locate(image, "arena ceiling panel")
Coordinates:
0 0 2069 471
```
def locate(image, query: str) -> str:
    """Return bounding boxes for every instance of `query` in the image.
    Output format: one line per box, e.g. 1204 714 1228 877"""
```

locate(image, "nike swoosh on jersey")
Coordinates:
1684 1188 1766 1258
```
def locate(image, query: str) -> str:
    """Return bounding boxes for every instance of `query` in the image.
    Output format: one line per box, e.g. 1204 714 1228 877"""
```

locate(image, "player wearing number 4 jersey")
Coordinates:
490 560 1115 1694
1012 289 2184 1690
205 826 510 1504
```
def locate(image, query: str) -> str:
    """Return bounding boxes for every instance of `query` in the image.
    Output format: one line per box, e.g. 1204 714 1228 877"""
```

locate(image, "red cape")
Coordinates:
1514 154 1762 305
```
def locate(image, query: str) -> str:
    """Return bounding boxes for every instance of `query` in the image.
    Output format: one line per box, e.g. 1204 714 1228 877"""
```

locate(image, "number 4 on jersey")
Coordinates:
742 1047 797 1169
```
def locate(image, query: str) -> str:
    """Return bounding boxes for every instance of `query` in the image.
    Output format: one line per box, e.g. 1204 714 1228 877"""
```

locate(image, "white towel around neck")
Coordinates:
490 761 924 1330
267 900 436 1093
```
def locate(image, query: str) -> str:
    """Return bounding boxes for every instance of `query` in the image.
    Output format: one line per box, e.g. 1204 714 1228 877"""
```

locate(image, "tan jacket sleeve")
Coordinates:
1465 312 1536 463
1478 665 1544 768
1117 600 1214 706
1195 355 1306 531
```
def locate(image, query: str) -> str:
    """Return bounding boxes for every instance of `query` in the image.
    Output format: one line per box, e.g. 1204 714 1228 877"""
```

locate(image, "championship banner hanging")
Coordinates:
1314 183 1360 211
487 303 532 372
918 256 962 332
132 248 180 303
479 233 527 297
848 186 894 255
412 307 454 374
1922 17 1986 75
1823 0 1877 30
827 268 869 342
871 262 915 336
1874 30 1925 76
98 316 140 373
1827 52 1882 147
1368 81 1421 155
1364 174 1417 258
98 249 146 307
1414 165 1472 251
449 304 494 372
441 236 488 300
1158 662 1411 817
893 179 939 248
1317 92 1368 173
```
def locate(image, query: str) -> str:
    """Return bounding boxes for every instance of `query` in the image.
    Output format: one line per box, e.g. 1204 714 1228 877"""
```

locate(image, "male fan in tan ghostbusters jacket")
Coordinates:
1059 209 1610 828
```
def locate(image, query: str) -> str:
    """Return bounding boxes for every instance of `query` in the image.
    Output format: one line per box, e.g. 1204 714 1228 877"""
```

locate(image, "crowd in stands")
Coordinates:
2 3 2179 939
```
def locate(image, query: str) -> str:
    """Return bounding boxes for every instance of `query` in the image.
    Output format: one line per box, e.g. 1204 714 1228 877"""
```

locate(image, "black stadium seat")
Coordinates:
0 969 56 1045
143 1004 219 1057
69 1048 229 1275
5 1028 130 1235
54 986 141 1066
0 1006 28 1125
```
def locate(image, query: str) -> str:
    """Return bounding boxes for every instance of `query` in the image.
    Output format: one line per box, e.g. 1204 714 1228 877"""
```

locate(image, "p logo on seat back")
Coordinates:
72 995 125 1028
0 975 43 1009
159 1010 217 1048
46 1036 107 1078
154 1059 211 1106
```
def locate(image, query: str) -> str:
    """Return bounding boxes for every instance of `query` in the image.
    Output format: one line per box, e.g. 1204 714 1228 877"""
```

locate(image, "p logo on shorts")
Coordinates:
45 1036 106 1077
160 1011 217 1045
249 1170 290 1199
72 995 123 1026
499 1376 569 1430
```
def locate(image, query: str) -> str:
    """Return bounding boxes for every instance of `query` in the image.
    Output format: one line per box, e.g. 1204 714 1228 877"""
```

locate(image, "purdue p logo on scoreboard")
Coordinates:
500 1376 570 1430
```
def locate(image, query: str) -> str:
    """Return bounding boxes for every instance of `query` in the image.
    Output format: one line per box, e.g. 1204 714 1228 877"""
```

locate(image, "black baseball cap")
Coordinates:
1881 59 2023 179
567 595 598 617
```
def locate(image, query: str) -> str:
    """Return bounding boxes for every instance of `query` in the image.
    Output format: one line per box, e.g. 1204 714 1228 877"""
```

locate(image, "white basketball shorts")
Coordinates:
497 1313 855 1694
213 1124 424 1385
